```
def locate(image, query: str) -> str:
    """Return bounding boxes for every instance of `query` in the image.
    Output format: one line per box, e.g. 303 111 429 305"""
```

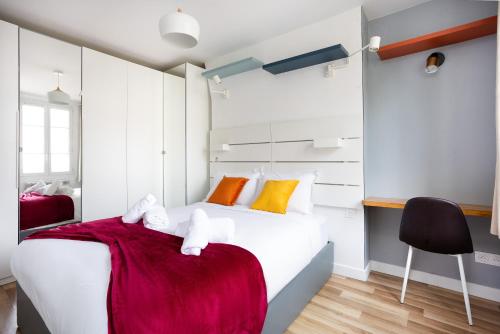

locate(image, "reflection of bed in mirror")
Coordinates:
19 29 82 233
19 183 81 231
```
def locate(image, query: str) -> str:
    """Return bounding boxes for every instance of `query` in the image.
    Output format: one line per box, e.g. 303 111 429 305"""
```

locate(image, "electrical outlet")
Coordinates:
475 251 500 267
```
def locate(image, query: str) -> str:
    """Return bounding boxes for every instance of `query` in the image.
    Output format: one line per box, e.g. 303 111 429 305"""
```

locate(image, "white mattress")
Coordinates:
11 202 328 334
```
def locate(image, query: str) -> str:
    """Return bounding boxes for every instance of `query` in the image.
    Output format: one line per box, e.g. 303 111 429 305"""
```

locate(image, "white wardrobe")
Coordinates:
82 48 164 221
0 20 19 283
82 51 209 220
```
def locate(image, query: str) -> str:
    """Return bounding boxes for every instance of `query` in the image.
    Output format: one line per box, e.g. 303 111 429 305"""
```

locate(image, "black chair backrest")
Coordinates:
399 197 473 254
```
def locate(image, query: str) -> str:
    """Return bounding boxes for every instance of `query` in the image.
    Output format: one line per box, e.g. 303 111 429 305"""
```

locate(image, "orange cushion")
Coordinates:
207 176 249 206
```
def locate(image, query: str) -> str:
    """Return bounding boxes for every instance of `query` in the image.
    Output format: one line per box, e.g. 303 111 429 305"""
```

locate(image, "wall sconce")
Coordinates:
325 58 349 78
313 137 344 148
425 52 445 74
349 36 382 57
326 36 381 78
211 144 230 152
211 89 230 99
212 75 222 84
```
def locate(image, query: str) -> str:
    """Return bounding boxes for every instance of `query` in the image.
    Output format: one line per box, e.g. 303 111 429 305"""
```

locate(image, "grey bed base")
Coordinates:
17 242 334 334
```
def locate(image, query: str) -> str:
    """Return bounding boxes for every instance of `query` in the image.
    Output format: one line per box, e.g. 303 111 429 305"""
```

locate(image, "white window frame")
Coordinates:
20 94 78 182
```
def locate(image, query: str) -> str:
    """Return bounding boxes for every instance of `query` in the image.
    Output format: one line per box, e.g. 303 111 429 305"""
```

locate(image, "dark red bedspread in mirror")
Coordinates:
19 192 74 230
28 217 268 334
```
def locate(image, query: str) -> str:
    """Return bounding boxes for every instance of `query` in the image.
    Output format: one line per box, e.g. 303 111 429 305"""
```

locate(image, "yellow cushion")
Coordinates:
250 180 299 214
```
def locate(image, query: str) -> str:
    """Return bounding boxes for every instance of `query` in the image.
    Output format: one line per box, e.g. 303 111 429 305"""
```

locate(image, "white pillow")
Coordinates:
23 180 46 194
256 172 316 214
56 185 74 196
43 181 61 196
206 172 260 206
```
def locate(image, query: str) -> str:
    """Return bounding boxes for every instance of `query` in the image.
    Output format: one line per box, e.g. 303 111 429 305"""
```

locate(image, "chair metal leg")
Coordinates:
457 254 473 325
400 245 413 303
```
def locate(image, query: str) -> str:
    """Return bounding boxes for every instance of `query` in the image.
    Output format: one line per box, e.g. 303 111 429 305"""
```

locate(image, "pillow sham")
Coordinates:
206 172 260 206
207 176 249 206
56 185 75 196
43 181 62 196
251 180 299 214
23 180 46 194
257 172 316 214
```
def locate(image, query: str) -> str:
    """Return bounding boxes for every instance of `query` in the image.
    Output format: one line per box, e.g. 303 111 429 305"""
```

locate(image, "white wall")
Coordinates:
206 7 368 279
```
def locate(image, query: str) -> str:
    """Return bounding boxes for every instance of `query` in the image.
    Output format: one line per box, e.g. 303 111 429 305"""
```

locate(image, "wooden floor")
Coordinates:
1 272 499 333
287 272 500 334
0 281 18 334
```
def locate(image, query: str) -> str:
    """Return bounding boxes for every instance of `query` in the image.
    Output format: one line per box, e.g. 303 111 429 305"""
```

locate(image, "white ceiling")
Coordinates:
0 0 431 70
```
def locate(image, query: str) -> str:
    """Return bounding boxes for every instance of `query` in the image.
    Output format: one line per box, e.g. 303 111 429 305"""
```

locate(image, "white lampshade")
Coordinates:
368 36 381 52
48 87 70 105
48 71 70 105
159 9 200 48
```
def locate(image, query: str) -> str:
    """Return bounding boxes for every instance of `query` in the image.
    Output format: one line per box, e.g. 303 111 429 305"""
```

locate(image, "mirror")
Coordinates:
19 29 82 234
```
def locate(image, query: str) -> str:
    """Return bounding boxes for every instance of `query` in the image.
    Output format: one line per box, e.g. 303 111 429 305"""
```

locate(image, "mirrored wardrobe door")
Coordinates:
19 29 82 237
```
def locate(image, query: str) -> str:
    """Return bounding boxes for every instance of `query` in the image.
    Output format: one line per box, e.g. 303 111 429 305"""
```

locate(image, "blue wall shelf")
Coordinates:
263 44 348 75
202 57 264 79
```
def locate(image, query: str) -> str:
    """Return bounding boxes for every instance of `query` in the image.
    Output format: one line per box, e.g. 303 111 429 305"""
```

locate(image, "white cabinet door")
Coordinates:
126 63 163 207
163 73 186 208
0 20 18 281
185 64 210 204
82 48 127 221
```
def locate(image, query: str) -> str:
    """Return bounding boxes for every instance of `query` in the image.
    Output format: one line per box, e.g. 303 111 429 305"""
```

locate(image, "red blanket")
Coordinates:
20 192 74 230
28 217 268 334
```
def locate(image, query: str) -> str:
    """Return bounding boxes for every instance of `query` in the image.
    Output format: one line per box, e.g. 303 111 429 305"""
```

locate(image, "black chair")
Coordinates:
399 197 474 325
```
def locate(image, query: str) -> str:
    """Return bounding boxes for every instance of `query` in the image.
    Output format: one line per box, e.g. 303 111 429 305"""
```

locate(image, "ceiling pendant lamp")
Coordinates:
159 8 200 48
47 71 70 105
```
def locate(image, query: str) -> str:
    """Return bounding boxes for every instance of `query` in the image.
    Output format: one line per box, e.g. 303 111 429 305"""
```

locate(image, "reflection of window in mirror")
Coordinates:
20 99 77 179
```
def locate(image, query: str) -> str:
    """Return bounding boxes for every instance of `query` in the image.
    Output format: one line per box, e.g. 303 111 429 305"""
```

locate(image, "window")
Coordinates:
21 105 45 174
21 103 72 175
50 108 71 172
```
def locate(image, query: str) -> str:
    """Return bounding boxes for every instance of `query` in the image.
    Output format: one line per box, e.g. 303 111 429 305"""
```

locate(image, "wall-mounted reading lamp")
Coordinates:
211 144 230 152
425 52 445 74
212 74 222 84
211 89 230 99
326 36 381 78
350 36 381 57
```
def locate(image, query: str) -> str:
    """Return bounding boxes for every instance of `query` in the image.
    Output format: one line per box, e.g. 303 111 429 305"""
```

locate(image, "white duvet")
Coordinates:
11 202 328 334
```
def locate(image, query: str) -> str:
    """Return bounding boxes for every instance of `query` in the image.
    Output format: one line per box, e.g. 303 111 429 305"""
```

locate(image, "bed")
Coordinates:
19 192 75 230
12 202 332 334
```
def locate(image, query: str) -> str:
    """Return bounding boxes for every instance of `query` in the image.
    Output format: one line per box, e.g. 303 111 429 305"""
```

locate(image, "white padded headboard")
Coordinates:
210 114 364 208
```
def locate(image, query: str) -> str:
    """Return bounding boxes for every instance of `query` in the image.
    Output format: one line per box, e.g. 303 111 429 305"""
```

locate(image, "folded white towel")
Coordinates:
176 214 236 255
122 194 157 224
144 205 169 232
181 209 210 256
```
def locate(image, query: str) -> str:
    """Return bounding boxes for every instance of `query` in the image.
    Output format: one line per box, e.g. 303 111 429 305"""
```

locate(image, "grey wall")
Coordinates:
366 0 500 289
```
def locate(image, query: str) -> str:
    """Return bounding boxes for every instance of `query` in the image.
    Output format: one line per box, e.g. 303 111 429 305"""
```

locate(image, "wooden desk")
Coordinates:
362 197 492 218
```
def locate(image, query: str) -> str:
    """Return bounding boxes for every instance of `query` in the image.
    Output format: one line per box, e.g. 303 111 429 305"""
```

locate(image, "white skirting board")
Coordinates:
333 263 370 281
0 275 15 286
370 260 500 303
